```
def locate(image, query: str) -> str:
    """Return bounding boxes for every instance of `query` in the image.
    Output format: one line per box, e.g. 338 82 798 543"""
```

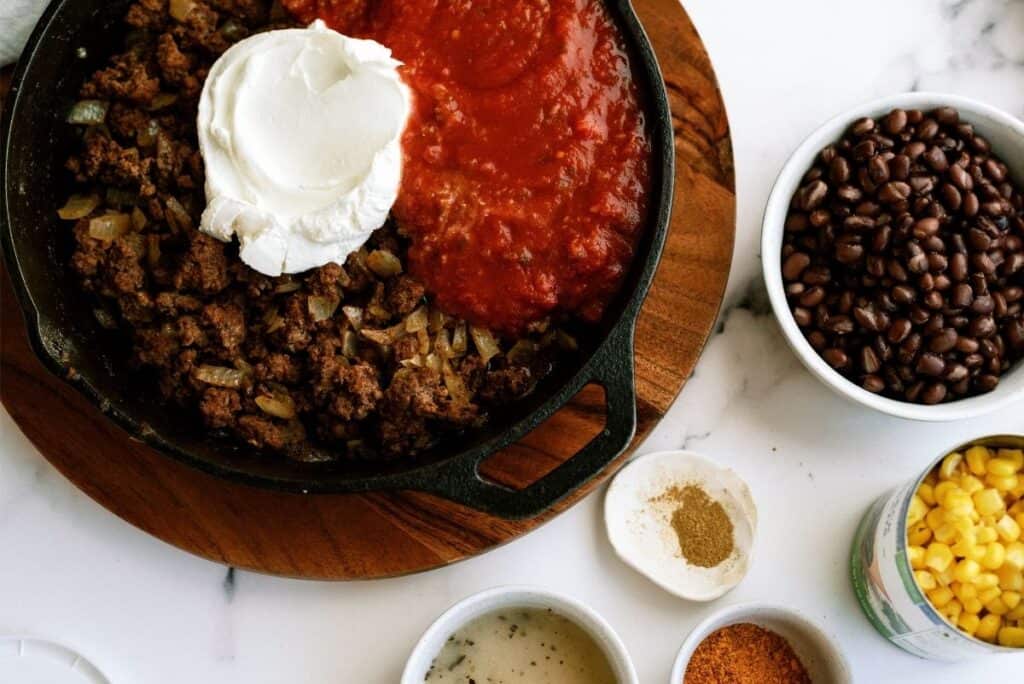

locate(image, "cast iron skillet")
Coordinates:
0 0 674 519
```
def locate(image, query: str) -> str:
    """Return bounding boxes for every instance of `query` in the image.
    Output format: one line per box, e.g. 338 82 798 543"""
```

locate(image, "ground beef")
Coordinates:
387 275 426 316
60 0 564 462
80 51 160 106
173 233 230 294
199 387 241 428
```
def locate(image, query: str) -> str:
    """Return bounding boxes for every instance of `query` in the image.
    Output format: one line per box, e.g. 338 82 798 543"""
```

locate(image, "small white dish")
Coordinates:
669 603 852 684
401 586 638 684
762 92 1024 421
604 450 756 601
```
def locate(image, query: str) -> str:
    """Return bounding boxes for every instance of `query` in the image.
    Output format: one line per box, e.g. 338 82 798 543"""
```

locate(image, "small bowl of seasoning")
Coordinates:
605 450 756 601
670 603 852 684
401 586 638 684
762 92 1024 421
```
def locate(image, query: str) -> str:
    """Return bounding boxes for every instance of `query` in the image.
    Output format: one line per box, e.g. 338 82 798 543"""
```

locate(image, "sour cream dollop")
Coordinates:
197 20 410 276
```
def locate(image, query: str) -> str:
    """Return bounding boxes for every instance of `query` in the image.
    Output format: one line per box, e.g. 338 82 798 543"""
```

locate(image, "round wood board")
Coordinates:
0 0 735 580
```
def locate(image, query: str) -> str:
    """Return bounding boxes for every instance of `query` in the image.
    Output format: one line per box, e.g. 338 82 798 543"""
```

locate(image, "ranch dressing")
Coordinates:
425 608 617 683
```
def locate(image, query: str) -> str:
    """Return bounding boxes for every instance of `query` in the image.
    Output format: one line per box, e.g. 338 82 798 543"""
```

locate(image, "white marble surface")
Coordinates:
2 0 1024 681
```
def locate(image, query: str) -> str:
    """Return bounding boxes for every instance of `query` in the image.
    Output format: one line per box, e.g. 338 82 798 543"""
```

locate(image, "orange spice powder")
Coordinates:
684 623 811 684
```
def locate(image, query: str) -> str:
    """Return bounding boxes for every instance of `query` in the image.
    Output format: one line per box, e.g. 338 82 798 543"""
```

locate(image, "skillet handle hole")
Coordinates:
477 383 607 492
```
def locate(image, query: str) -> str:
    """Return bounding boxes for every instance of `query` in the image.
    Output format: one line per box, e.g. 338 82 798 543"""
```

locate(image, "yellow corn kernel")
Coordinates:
1007 542 1024 569
926 507 947 531
983 543 1007 570
1016 512 1024 533
987 474 1019 493
1009 603 1024 622
959 612 981 636
918 482 936 506
998 565 1024 592
954 559 982 583
952 531 977 559
908 521 933 546
944 600 963 622
934 481 958 505
942 490 974 518
967 446 992 476
998 449 1024 471
974 489 1006 516
1004 591 1022 611
954 581 978 603
964 597 984 615
926 543 955 572
968 544 987 563
997 515 1022 543
959 475 985 495
941 452 965 480
908 545 927 570
975 572 1001 589
928 586 954 608
934 524 957 545
937 564 956 587
916 570 937 591
977 526 999 544
998 626 1024 648
988 458 1019 478
976 614 1002 643
907 495 928 526
979 586 1002 604
988 597 1011 616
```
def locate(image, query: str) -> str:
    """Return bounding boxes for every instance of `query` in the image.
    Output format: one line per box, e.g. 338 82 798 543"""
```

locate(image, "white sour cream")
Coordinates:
197 20 410 276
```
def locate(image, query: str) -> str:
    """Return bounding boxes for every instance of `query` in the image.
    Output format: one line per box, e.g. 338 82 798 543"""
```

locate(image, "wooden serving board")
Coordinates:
0 0 734 579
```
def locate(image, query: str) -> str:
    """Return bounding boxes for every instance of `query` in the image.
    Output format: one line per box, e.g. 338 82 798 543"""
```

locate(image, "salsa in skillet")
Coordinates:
284 0 653 334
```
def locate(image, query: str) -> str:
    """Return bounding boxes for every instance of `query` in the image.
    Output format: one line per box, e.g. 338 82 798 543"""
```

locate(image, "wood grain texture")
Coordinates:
0 0 735 579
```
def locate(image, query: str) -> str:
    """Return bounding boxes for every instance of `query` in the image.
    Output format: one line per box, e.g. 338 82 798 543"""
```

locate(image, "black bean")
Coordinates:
879 181 912 203
916 353 946 377
888 318 913 343
782 252 811 280
823 348 849 369
928 328 959 353
921 382 947 405
969 315 997 338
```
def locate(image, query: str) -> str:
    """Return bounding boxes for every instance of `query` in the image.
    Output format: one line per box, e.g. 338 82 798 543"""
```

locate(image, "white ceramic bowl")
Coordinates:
669 602 852 684
401 586 639 684
762 92 1024 421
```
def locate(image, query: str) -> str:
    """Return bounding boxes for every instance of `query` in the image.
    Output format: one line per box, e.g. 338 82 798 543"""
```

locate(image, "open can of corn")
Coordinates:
851 434 1024 660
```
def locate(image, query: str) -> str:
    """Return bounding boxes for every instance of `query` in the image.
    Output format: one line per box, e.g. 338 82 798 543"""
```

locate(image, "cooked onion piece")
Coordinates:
194 365 246 388
58 193 100 220
88 213 132 241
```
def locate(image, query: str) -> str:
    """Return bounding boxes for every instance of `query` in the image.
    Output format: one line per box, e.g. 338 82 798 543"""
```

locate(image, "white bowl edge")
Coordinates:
400 585 639 684
761 91 1024 421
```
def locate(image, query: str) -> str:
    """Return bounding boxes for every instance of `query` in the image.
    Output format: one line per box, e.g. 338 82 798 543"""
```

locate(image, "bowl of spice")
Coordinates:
605 451 756 601
401 585 638 684
670 603 851 684
762 92 1024 421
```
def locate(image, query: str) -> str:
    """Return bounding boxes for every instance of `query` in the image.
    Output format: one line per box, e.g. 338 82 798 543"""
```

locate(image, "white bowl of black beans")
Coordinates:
763 92 1024 421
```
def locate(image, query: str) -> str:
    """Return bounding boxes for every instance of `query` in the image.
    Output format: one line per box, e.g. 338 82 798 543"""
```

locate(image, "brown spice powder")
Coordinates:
684 623 811 684
654 484 734 568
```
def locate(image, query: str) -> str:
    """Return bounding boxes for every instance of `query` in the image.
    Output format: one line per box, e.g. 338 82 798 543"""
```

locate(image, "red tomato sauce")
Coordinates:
284 0 652 334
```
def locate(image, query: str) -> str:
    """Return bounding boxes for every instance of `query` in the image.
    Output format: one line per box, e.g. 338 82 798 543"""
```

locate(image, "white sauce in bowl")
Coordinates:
425 607 617 683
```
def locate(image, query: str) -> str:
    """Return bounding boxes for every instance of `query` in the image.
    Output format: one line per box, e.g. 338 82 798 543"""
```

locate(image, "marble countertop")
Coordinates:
2 0 1023 681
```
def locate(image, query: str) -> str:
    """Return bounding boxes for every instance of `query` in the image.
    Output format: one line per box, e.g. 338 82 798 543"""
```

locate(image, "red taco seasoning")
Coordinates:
684 623 811 684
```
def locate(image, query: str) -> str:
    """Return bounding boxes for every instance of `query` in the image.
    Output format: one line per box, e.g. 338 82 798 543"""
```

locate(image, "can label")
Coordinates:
851 488 1001 661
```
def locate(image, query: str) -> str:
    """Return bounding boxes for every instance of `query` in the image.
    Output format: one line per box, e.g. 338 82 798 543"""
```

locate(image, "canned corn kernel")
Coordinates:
850 434 1024 661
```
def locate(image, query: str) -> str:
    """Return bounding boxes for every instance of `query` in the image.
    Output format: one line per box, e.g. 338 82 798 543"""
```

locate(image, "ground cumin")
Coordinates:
653 484 734 567
684 623 811 684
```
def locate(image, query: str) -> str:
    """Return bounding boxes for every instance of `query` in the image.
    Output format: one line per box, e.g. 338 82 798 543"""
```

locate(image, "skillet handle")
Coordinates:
418 327 638 520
